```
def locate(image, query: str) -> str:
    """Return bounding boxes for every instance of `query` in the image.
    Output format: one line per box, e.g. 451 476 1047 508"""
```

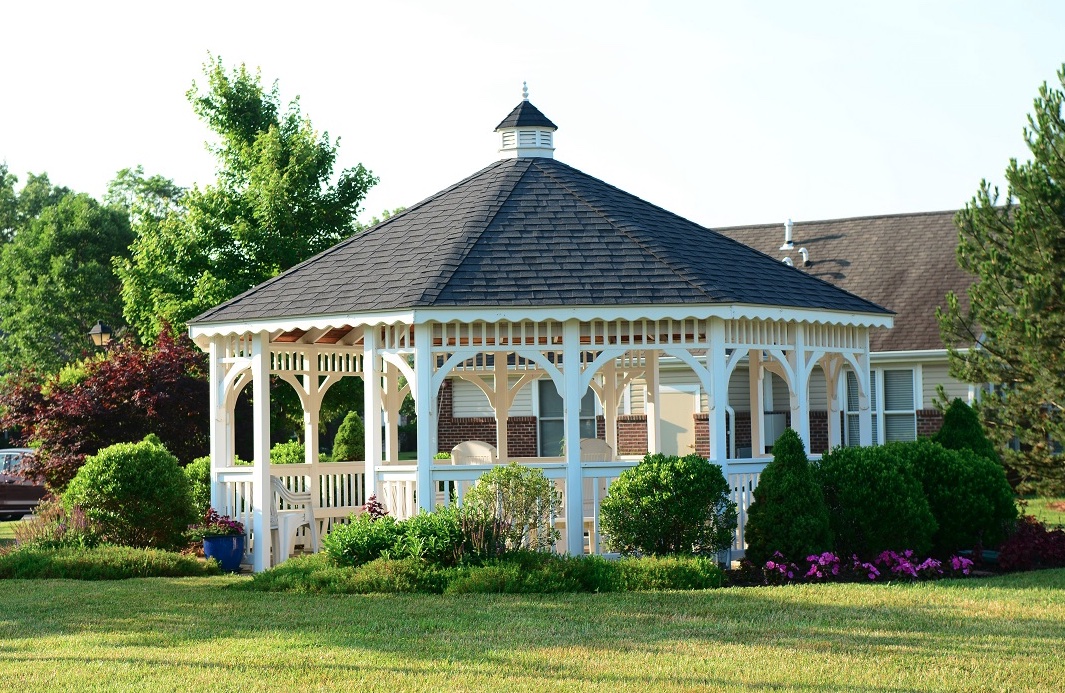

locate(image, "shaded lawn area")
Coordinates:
0 520 17 542
0 569 1062 691
1022 497 1065 527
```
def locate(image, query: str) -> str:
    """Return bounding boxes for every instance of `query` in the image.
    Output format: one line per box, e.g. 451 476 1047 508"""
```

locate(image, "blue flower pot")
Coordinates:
203 534 246 573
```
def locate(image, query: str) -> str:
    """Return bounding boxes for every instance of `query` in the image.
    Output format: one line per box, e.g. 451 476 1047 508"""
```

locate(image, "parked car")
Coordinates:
0 448 45 519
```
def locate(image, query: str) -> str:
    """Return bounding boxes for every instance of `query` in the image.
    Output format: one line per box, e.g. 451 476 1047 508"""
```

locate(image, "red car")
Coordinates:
0 448 46 519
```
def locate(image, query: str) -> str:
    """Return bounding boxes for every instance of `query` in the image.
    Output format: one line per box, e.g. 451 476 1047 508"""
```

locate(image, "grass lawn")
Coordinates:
0 569 1062 691
0 520 18 542
1022 497 1065 527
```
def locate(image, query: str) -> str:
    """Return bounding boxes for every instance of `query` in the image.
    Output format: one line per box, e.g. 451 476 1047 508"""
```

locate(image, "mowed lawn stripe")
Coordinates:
0 569 1063 691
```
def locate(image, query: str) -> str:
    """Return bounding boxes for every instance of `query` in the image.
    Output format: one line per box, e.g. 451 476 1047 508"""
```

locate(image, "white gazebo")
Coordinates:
189 89 891 571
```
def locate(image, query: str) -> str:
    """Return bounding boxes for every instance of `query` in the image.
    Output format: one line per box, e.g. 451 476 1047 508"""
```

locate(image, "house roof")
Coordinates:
715 211 972 352
191 157 891 326
495 100 557 130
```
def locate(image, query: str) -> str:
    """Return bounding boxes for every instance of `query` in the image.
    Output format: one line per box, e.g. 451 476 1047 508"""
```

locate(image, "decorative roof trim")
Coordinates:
188 303 893 344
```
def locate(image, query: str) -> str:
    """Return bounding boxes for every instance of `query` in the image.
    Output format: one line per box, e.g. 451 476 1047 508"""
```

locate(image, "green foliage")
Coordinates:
61 439 196 550
817 445 937 557
0 188 132 373
12 499 101 550
331 411 365 461
0 545 219 579
321 513 403 568
270 440 305 464
433 452 452 460
895 439 1017 555
184 456 211 515
933 398 1000 464
938 67 1065 495
600 453 737 556
461 463 562 554
116 57 377 341
245 550 722 595
394 505 464 566
743 429 833 564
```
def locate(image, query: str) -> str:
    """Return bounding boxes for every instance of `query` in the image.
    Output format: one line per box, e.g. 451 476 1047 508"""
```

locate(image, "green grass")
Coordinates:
1021 497 1065 527
0 570 1063 691
0 519 18 542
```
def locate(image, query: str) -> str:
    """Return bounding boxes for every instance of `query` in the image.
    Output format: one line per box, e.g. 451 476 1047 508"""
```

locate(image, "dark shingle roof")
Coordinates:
495 101 558 130
191 158 890 325
716 211 971 351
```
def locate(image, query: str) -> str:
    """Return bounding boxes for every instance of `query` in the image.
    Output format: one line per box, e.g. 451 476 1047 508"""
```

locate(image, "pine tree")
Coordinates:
939 66 1065 495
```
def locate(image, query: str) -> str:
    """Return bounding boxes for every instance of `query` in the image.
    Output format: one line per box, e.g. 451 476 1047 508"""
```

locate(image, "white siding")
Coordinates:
921 361 970 406
451 376 537 417
728 367 752 412
808 367 828 410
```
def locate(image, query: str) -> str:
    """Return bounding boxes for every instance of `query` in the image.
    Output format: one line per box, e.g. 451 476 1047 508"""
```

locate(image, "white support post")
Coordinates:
251 331 272 572
708 319 729 464
602 360 618 454
562 320 584 555
789 324 811 452
493 352 508 459
748 349 765 457
413 322 435 512
364 327 382 498
208 338 224 512
857 330 874 446
383 364 401 464
645 350 661 454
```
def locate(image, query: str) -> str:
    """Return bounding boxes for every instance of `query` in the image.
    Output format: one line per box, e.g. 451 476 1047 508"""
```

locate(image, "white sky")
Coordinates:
2 1 1062 228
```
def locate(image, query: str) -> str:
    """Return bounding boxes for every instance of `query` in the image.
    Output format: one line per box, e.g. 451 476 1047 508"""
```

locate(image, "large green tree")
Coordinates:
939 66 1065 495
116 57 377 342
0 189 132 373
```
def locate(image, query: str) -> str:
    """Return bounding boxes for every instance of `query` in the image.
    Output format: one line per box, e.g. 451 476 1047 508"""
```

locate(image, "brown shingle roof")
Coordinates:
715 211 973 352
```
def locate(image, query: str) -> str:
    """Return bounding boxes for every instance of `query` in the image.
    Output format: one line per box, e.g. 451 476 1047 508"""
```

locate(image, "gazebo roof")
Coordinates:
191 156 891 326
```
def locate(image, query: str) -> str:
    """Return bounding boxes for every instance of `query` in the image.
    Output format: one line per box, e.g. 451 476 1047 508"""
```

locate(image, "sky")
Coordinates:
2 1 1063 228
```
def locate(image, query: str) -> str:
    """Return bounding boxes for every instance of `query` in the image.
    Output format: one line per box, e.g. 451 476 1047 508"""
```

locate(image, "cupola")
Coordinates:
495 82 557 159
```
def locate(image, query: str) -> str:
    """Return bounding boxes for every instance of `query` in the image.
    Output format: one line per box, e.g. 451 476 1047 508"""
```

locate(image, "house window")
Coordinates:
538 381 596 456
845 368 917 445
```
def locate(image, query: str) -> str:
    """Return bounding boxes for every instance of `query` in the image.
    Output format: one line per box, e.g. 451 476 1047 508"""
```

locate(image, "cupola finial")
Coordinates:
494 86 558 160
522 81 529 101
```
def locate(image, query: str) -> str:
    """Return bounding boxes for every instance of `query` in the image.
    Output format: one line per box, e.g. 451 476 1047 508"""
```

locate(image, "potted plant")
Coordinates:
189 507 246 572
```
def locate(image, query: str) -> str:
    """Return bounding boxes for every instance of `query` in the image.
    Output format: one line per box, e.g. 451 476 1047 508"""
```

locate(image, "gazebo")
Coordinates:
188 89 891 571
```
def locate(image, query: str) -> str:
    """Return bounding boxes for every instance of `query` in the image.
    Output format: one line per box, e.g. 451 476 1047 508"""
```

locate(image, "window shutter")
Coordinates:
883 370 914 411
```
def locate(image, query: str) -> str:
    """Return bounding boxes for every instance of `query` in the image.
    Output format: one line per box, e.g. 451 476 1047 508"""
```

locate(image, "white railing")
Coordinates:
218 456 773 564
726 458 771 557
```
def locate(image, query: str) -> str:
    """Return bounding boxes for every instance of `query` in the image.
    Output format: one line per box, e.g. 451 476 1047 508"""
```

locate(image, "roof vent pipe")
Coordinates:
782 256 794 266
780 218 794 251
798 247 810 267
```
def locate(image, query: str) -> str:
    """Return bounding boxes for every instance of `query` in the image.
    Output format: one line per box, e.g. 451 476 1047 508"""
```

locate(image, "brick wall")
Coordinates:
433 379 542 457
917 409 945 438
809 410 829 454
617 414 648 455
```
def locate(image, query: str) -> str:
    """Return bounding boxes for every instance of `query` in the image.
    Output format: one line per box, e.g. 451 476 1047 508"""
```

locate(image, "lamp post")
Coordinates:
87 321 114 348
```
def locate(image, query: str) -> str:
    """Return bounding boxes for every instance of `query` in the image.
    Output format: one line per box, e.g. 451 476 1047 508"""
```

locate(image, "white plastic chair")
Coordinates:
579 438 613 462
270 476 319 564
451 440 498 465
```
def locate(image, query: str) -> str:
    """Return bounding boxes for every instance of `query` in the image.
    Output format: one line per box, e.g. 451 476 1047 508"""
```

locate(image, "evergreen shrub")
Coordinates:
933 398 1000 463
600 453 736 556
817 445 936 557
743 429 832 564
184 456 211 516
893 439 1017 555
331 411 365 461
62 438 195 550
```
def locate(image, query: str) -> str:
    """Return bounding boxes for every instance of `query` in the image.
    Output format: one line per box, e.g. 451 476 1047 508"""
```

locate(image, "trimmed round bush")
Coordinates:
62 438 196 550
184 456 211 516
331 411 365 461
744 429 832 564
600 453 737 556
270 440 306 464
893 439 1017 555
817 445 936 558
933 398 1000 464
